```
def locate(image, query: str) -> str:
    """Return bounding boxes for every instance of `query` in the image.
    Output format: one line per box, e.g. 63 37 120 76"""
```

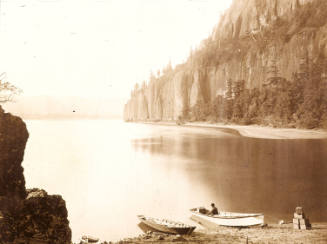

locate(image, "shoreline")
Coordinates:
110 223 327 244
137 121 327 139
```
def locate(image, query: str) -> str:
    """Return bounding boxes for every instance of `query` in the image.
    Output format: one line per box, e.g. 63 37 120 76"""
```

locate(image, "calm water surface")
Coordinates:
23 120 327 242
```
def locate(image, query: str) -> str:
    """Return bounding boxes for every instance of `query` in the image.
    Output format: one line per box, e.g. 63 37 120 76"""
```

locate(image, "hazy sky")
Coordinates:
0 0 232 101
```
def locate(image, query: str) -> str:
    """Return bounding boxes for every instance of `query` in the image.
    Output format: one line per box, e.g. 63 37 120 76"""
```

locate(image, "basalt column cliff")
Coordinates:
124 0 327 128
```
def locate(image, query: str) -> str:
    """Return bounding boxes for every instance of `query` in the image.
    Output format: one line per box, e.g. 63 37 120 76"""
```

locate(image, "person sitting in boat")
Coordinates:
208 203 219 215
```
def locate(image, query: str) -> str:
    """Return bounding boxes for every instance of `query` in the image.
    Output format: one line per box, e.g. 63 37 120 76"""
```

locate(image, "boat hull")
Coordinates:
190 211 264 229
137 215 196 235
81 235 99 243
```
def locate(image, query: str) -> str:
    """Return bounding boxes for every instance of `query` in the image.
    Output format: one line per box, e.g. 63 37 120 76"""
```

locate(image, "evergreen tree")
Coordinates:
191 100 211 121
269 78 293 125
232 80 246 121
246 88 260 123
297 58 323 128
317 56 327 127
319 83 327 128
223 79 233 120
212 95 224 121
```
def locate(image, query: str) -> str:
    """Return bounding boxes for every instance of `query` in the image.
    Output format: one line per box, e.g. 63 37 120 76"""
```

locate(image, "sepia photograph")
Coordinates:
0 0 326 243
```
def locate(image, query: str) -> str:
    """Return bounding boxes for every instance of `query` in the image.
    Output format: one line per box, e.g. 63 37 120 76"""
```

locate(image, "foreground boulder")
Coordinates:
15 188 72 244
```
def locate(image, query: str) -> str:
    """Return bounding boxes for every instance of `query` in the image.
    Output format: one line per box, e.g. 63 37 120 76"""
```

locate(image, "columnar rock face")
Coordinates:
0 106 71 243
124 0 327 122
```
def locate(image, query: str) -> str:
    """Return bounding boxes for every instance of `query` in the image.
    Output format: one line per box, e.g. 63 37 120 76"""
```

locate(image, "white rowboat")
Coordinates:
137 215 196 234
190 208 264 228
81 235 99 243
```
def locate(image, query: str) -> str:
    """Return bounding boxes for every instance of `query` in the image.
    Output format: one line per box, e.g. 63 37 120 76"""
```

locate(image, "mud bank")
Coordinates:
138 121 327 139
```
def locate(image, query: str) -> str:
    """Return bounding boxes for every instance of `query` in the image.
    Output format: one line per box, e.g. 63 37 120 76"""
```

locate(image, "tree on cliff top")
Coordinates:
0 73 22 103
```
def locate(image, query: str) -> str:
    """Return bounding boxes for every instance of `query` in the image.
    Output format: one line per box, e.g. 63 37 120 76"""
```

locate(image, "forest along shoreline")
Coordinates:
135 121 327 140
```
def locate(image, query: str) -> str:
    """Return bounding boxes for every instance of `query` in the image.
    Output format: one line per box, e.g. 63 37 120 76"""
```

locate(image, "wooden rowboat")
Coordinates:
190 208 264 228
81 235 99 243
137 215 196 235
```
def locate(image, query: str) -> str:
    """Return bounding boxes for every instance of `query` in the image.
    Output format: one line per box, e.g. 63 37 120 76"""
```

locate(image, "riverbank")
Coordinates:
140 121 327 139
111 223 327 243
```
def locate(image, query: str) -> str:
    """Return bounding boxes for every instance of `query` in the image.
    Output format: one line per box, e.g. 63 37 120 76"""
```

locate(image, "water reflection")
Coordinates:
23 121 327 242
132 131 327 222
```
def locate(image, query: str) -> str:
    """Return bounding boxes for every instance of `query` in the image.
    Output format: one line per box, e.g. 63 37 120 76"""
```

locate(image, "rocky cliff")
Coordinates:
124 0 327 127
0 106 29 242
0 106 71 243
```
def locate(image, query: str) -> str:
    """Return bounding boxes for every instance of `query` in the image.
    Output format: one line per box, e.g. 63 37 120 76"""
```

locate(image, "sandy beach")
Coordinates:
110 223 327 244
140 121 327 140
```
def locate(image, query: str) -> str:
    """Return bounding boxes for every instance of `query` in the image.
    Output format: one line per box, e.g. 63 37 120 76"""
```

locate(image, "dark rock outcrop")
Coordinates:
0 106 71 243
0 106 28 199
0 106 29 242
16 188 72 244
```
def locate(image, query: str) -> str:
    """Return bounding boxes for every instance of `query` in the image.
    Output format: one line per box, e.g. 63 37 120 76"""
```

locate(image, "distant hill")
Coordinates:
3 96 123 119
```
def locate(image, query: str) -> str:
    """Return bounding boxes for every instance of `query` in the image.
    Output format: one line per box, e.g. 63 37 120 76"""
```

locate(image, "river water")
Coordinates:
23 120 327 242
